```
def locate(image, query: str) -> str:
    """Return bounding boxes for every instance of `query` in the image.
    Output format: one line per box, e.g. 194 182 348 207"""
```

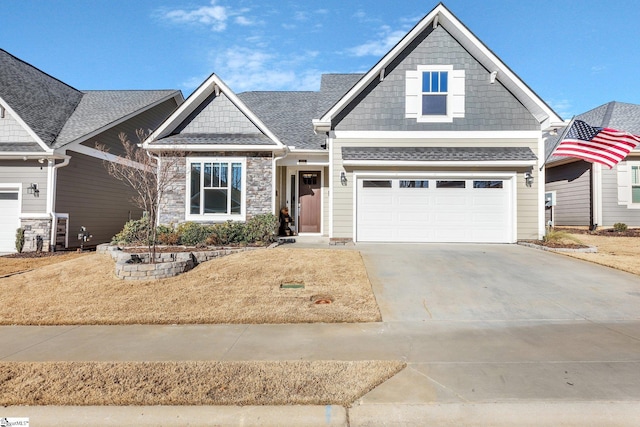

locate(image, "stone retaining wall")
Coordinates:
97 244 259 280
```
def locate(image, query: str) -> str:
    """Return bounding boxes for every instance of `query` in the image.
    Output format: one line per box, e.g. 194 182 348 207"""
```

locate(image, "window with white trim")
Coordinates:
187 157 246 220
405 65 465 123
632 165 640 204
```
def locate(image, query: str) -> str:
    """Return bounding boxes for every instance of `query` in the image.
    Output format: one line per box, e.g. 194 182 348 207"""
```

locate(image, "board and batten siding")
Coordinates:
0 160 48 213
331 138 541 241
545 161 591 226
55 152 143 248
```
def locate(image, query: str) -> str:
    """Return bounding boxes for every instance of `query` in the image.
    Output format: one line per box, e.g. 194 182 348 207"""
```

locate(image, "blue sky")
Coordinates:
2 0 640 119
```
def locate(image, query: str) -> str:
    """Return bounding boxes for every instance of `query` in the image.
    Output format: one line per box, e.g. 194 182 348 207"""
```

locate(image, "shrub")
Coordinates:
207 221 246 246
15 228 25 253
613 222 628 232
156 224 180 245
176 222 212 246
112 218 151 244
244 213 278 243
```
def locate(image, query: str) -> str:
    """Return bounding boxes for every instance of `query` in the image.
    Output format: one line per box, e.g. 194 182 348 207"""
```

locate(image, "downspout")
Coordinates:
48 155 71 248
272 148 289 214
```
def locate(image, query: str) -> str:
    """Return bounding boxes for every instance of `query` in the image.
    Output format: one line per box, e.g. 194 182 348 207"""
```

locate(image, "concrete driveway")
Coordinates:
357 243 640 322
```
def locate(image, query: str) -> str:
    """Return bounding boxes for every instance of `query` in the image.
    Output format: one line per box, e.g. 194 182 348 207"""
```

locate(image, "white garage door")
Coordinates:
0 190 20 252
357 177 513 243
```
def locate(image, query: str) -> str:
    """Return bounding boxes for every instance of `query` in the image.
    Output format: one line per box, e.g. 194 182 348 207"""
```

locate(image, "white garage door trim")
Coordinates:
353 172 517 243
0 184 22 253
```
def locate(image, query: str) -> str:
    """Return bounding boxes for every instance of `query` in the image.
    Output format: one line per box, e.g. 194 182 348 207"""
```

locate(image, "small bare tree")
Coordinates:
97 129 182 262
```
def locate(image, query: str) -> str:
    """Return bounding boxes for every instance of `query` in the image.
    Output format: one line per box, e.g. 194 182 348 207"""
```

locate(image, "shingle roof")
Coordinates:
0 142 46 153
54 90 180 148
151 133 275 146
545 101 640 165
237 74 362 150
0 49 82 147
342 146 537 162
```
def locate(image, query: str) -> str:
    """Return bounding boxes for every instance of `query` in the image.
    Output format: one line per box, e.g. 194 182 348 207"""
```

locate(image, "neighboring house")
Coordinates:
145 3 562 243
0 49 183 252
545 101 640 228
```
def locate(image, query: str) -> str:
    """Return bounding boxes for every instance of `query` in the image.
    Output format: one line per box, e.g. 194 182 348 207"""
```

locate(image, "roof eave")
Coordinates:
343 159 537 167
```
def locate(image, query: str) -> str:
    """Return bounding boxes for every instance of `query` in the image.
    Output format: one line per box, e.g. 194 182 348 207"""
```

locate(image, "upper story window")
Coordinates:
422 71 448 116
405 65 465 123
187 157 246 221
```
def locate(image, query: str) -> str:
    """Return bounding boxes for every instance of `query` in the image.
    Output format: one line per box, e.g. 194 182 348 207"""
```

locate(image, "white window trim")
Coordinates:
405 65 465 123
417 65 452 122
185 157 247 222
630 162 640 208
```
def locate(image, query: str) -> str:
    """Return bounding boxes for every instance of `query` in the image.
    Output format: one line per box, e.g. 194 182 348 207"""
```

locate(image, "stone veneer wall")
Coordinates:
158 152 273 225
20 216 52 252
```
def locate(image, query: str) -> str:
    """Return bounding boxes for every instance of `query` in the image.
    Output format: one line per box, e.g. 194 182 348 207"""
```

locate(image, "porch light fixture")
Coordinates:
340 171 348 186
27 183 39 196
524 171 534 187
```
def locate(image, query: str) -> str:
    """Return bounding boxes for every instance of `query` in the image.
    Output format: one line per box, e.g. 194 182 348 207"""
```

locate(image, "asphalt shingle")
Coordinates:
342 146 537 162
152 133 275 146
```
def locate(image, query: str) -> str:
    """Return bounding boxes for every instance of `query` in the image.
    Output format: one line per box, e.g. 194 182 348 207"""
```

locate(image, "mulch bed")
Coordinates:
522 240 590 249
558 227 640 237
1 250 90 259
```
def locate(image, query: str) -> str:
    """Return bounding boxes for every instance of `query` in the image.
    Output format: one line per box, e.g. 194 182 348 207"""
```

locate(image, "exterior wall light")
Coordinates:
340 171 348 186
524 171 534 187
27 183 39 196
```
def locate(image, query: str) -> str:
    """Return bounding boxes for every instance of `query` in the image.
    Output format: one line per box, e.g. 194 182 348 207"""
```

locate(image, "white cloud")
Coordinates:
347 25 405 57
208 46 322 92
161 0 228 32
157 1 258 32
591 64 608 74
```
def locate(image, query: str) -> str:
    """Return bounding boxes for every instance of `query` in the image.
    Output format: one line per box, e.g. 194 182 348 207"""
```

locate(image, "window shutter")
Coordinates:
617 162 630 205
451 69 465 118
405 70 420 118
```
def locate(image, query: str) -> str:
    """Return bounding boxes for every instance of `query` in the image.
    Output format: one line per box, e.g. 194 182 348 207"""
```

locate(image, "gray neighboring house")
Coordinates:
145 3 562 243
545 101 640 228
0 49 183 252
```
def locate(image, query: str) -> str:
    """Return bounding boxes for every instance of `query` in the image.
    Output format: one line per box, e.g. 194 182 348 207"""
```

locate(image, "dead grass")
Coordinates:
0 360 405 406
0 248 381 325
561 233 640 276
0 251 89 277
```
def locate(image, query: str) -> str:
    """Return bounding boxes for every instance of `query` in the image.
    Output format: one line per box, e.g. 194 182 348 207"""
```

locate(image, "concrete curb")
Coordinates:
517 241 597 253
2 405 347 427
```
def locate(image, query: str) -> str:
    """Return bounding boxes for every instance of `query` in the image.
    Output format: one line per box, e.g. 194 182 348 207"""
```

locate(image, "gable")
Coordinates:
175 92 262 135
334 25 539 132
0 49 82 147
0 107 37 144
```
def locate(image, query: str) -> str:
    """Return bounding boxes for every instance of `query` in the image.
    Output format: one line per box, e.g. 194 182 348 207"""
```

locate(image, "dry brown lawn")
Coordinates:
0 248 381 325
0 251 89 277
0 360 405 406
562 233 640 276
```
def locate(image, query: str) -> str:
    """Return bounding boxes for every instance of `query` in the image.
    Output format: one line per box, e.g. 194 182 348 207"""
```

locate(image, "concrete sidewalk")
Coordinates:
2 243 640 425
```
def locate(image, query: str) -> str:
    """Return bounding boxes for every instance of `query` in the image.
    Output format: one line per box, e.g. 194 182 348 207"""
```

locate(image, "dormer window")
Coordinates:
405 65 465 123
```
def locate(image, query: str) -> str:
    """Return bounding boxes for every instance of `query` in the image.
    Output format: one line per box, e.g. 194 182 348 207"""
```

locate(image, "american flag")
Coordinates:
551 119 640 169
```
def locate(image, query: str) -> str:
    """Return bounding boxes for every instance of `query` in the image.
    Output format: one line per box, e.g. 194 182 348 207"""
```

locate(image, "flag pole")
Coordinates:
540 115 575 171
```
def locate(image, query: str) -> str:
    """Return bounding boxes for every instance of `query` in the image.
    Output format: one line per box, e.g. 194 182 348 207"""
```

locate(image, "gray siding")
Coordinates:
545 161 591 226
55 152 143 248
602 163 640 226
335 26 540 132
81 98 179 157
0 160 47 213
177 93 261 134
0 110 35 143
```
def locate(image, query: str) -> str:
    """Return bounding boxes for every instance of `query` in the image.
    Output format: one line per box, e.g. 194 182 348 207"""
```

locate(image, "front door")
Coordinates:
298 171 321 233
